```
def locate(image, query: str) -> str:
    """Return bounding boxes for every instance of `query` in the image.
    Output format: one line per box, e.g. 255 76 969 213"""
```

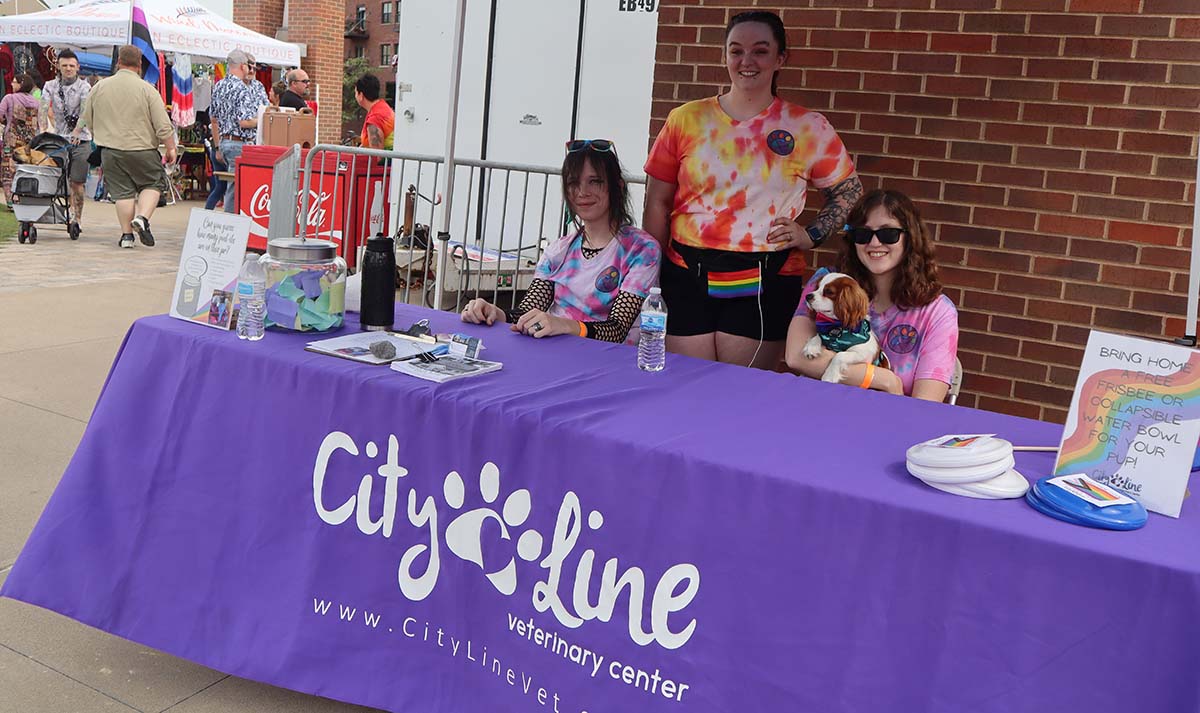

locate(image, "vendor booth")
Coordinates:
0 0 301 66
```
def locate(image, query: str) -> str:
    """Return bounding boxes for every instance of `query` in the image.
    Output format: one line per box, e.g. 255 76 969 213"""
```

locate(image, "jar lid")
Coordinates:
268 238 338 262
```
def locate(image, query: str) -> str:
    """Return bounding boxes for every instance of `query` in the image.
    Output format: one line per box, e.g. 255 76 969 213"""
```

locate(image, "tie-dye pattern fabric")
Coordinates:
534 225 661 340
799 269 959 396
644 96 855 276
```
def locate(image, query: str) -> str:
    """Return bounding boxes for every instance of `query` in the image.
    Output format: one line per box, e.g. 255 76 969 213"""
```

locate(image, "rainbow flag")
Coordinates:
707 267 760 299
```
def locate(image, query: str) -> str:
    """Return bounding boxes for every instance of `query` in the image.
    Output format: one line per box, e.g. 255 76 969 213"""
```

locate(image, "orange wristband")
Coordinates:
859 363 876 389
578 321 587 338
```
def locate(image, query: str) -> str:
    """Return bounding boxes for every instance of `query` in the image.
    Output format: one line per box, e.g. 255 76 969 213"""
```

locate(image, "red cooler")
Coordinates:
235 145 390 269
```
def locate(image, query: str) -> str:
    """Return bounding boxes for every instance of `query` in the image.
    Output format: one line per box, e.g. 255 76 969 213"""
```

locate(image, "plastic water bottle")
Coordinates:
236 253 266 341
638 287 667 372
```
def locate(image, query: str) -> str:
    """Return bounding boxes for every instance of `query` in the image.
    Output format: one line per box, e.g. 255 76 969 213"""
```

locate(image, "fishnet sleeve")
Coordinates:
505 278 556 323
583 291 645 343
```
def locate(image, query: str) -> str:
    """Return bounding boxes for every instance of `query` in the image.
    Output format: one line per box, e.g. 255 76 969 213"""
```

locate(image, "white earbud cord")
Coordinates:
747 262 764 368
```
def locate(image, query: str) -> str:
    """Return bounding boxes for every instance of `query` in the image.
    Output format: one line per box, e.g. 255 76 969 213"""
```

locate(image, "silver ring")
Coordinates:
533 322 543 332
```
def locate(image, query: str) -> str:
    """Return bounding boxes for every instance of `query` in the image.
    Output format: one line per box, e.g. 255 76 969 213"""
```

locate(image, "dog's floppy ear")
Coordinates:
832 276 870 327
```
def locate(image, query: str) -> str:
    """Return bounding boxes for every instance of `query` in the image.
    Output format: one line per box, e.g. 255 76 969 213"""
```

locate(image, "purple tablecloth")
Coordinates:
4 305 1199 713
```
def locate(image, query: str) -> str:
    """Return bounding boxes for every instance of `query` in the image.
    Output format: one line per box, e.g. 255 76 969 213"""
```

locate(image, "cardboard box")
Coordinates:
260 108 316 149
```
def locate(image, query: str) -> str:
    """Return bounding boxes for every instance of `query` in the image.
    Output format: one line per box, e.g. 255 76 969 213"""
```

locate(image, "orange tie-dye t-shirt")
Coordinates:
644 96 855 275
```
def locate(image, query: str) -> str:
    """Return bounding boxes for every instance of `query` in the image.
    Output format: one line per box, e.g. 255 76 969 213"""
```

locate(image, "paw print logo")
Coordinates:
887 324 919 354
443 463 544 596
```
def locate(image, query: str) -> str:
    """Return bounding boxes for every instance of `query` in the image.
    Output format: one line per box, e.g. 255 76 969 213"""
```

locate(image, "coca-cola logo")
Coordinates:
247 184 333 230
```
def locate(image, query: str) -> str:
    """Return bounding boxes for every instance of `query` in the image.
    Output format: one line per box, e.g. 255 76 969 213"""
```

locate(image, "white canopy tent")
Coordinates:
0 0 301 66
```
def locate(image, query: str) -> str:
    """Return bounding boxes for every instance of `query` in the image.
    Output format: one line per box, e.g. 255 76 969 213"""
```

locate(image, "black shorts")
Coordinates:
660 253 804 342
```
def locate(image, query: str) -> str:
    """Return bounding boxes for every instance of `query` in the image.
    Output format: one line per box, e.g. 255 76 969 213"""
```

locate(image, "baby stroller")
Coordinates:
13 133 80 244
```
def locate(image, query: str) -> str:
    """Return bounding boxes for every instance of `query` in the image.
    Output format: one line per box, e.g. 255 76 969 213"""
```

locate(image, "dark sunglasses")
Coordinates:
847 226 905 245
566 139 615 153
294 79 311 84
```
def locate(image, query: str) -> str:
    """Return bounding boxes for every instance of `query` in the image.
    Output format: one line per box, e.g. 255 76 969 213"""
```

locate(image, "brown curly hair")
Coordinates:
836 189 942 310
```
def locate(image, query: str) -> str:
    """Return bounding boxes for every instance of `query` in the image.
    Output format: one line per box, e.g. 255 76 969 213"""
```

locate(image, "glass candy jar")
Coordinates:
262 238 347 332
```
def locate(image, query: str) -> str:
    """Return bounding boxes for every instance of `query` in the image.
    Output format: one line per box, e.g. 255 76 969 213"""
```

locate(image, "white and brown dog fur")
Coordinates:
803 272 886 384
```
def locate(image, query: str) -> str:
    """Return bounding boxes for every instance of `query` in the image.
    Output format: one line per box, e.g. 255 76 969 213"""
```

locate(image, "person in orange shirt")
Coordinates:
355 74 394 150
644 10 863 370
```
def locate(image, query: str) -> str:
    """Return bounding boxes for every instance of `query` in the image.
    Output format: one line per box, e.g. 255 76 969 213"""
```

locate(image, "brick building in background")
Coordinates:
653 0 1200 422
234 0 342 144
344 0 400 140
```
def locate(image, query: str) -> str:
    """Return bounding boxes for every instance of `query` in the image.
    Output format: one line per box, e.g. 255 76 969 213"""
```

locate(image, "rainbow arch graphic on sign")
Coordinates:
1055 352 1200 479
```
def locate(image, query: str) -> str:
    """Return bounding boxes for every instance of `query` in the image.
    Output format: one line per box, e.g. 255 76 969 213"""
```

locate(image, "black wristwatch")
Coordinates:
805 224 826 249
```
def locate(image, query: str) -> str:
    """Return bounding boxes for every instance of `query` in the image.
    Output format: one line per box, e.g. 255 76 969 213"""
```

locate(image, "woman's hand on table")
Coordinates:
512 309 572 338
460 298 505 325
767 217 807 250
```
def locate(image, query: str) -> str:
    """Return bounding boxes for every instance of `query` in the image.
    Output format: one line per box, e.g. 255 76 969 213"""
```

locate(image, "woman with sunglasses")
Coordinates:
785 190 959 401
643 10 863 369
460 139 660 343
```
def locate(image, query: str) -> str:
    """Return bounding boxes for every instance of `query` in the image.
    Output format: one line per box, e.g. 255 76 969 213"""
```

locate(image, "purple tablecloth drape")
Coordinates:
4 305 1198 713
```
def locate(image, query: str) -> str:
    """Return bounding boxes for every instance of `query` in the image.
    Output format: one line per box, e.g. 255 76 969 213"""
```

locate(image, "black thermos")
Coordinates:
360 233 396 331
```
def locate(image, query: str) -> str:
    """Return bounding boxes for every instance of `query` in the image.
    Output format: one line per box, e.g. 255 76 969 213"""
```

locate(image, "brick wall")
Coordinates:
235 0 343 145
652 0 1200 422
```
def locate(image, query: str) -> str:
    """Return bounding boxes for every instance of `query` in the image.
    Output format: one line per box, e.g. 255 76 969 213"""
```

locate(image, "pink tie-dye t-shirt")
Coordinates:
644 96 855 276
798 269 960 396
535 225 660 337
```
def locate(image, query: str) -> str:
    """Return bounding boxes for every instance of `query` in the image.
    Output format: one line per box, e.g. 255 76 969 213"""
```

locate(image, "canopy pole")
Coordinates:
433 0 467 309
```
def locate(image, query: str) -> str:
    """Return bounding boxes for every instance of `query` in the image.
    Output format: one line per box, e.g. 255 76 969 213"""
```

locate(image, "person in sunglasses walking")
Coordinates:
643 10 863 370
785 190 959 401
461 139 660 344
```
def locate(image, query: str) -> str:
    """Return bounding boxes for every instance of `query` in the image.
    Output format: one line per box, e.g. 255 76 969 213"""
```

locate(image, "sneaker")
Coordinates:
131 215 155 246
119 233 135 249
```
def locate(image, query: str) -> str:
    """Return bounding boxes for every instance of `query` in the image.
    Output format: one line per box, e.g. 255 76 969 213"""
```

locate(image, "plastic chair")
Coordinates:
947 357 964 405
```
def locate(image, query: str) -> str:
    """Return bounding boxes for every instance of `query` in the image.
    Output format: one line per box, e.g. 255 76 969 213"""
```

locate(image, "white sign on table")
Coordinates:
169 208 251 331
1054 330 1200 518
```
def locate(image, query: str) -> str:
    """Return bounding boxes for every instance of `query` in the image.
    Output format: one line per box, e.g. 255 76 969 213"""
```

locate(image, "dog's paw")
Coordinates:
821 369 843 384
803 336 823 359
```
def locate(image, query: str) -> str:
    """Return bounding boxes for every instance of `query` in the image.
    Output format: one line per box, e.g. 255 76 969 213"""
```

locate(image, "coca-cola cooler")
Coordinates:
236 145 390 270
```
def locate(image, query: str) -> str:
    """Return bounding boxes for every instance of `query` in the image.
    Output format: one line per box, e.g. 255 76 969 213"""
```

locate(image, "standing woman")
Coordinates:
0 74 40 207
643 11 863 369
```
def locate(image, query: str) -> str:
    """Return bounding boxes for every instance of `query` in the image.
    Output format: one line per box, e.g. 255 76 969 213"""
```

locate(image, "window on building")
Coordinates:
355 5 365 22
380 43 395 67
355 46 366 60
381 1 392 24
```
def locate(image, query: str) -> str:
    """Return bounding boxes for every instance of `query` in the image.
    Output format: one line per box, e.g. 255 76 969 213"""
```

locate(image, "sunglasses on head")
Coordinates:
566 139 615 154
846 226 905 245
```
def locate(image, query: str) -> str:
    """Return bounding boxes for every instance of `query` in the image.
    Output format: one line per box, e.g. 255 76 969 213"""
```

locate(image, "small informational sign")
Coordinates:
1054 330 1200 518
169 208 251 330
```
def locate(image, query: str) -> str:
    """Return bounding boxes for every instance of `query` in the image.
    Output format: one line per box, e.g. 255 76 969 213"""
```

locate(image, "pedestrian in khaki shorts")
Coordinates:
73 44 177 249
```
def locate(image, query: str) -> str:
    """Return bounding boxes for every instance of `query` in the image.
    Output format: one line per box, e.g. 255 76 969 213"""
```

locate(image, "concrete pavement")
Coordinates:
0 200 384 713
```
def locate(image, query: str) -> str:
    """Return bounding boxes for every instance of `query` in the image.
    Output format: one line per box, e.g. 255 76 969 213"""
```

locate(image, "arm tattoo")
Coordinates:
809 175 864 241
366 124 384 149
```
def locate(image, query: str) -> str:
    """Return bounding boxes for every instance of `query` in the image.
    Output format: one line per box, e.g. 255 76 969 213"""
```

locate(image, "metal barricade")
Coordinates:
280 144 646 314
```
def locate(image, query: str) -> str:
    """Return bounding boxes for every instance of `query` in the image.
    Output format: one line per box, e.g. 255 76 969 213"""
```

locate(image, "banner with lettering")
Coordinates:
5 310 1200 713
1055 330 1200 517
169 208 251 330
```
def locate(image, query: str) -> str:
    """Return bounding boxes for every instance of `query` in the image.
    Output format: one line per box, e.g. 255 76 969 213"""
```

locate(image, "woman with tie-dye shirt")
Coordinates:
644 10 863 369
786 190 959 401
461 140 660 344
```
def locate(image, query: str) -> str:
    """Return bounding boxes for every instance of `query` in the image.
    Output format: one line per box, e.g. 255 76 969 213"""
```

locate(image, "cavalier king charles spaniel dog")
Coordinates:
803 272 887 384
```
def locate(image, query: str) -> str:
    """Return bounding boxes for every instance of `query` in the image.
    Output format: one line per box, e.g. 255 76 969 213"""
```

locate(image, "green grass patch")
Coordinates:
0 208 15 246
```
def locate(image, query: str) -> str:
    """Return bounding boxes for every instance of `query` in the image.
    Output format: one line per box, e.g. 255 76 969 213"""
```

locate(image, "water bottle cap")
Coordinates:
650 287 662 295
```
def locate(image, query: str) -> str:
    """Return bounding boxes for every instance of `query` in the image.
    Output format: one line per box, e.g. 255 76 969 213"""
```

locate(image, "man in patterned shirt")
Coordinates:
44 49 92 234
210 49 265 213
